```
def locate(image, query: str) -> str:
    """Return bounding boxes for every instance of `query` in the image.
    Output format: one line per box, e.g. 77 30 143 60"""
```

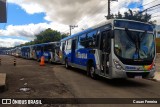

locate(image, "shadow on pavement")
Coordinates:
64 66 150 88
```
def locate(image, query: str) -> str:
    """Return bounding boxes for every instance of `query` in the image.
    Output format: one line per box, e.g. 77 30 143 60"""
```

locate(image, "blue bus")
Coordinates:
33 42 60 63
15 47 21 57
21 46 33 59
59 19 156 79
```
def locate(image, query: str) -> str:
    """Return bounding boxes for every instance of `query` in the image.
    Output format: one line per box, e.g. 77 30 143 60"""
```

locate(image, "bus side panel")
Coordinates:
64 50 71 63
74 48 96 69
43 51 51 61
75 49 87 66
52 48 60 63
36 51 43 60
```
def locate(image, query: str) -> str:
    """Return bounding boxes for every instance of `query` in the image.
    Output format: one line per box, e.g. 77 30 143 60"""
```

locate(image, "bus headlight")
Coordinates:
113 59 123 70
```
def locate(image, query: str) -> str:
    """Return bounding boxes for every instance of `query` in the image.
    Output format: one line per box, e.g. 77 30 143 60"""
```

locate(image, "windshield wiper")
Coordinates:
139 31 147 42
125 28 139 59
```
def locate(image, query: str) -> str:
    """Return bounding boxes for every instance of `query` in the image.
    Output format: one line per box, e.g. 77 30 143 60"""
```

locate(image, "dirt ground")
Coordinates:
0 55 78 107
0 54 160 107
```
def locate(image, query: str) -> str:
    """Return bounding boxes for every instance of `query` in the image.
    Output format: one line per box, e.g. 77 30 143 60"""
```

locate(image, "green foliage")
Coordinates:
113 9 154 24
20 28 68 46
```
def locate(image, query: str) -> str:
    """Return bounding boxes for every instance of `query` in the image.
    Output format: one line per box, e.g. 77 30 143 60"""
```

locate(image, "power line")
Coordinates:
138 0 158 8
145 6 160 13
64 1 107 34
149 8 160 15
152 14 160 18
140 3 160 13
67 0 117 32
67 0 160 34
66 1 108 34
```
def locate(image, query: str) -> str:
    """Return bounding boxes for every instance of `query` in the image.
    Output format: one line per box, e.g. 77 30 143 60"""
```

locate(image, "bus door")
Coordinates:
36 45 44 60
71 39 77 63
100 30 111 76
61 42 65 63
33 46 37 59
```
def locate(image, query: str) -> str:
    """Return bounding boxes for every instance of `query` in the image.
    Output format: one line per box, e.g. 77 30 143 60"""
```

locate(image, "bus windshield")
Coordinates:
114 29 155 61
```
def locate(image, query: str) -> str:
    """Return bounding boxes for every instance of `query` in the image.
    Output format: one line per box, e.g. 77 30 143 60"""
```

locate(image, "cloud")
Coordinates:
8 0 44 14
5 0 160 47
0 23 49 40
6 0 159 33
0 38 28 47
0 22 70 40
6 0 143 34
8 0 141 25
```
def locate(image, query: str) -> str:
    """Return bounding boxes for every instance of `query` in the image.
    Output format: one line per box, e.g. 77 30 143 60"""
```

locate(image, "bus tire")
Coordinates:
88 64 97 79
65 58 70 69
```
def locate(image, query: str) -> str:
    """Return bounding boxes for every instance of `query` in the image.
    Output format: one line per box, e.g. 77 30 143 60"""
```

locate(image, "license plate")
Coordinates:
134 76 142 79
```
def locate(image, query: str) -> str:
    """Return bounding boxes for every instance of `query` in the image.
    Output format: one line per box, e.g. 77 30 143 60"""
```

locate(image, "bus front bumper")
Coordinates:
111 67 156 79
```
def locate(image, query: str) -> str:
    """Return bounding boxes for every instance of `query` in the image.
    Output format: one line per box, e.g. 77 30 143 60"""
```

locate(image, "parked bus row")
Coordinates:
5 42 60 63
4 19 156 79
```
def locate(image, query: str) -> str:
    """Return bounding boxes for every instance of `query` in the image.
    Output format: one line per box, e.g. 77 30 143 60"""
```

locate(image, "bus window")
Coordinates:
26 47 30 52
65 41 67 50
44 45 47 51
100 31 111 53
86 30 97 48
66 39 72 50
44 44 50 51
61 42 65 51
36 46 43 51
78 34 86 49
96 31 100 47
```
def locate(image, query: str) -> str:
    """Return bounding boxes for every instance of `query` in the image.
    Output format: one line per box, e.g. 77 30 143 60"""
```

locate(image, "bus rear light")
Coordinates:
113 59 123 70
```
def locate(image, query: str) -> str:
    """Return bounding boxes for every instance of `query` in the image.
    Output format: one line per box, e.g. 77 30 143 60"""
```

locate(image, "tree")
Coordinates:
18 28 68 46
113 9 154 24
34 28 68 44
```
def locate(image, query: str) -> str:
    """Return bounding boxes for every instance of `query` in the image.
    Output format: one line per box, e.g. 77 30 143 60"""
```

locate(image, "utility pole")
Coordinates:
107 0 111 19
106 0 118 19
69 25 78 36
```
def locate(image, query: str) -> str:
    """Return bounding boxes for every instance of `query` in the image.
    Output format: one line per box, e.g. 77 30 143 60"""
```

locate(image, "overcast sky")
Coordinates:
0 0 160 47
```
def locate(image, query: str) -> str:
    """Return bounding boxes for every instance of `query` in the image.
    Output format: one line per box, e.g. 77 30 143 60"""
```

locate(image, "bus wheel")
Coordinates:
88 64 97 79
65 59 69 69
